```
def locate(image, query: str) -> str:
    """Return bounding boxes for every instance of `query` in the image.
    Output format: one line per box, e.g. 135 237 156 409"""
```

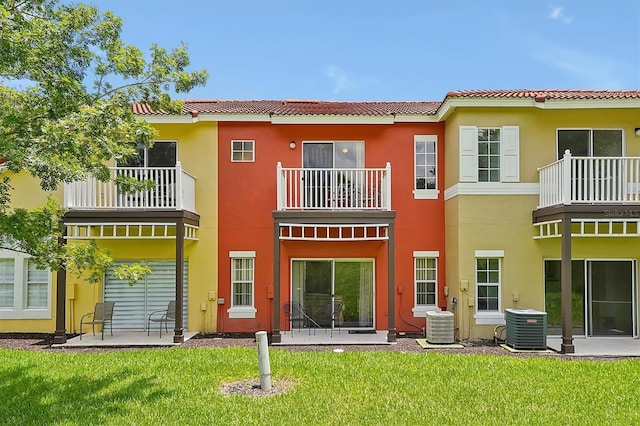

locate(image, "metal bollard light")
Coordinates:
255 331 272 390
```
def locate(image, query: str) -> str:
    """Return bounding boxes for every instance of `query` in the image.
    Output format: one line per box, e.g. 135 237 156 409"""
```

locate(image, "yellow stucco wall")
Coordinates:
445 106 640 340
445 107 640 188
1 121 219 334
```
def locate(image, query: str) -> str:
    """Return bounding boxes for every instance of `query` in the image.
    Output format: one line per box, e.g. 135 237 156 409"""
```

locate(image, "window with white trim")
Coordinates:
414 135 438 199
478 128 501 182
476 257 500 312
459 126 519 183
227 251 257 319
231 140 255 162
0 251 51 319
412 251 439 317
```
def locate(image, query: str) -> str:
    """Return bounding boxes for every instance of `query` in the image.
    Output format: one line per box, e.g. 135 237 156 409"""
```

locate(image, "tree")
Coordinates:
0 0 208 282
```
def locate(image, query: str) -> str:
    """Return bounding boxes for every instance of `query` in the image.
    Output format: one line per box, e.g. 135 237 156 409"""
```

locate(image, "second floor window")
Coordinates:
459 126 519 183
414 135 437 191
231 140 255 162
478 128 501 182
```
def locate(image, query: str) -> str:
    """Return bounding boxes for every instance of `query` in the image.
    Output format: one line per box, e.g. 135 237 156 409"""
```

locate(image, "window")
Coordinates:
476 257 500 311
478 128 501 182
231 140 255 162
0 259 14 308
26 260 48 308
227 251 257 318
459 126 519 183
412 251 439 317
121 141 177 167
0 251 50 319
557 129 623 159
414 135 438 199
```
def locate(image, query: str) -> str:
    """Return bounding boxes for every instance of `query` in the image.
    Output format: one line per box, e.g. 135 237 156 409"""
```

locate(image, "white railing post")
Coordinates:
562 150 572 205
384 162 392 210
175 162 183 210
276 162 283 210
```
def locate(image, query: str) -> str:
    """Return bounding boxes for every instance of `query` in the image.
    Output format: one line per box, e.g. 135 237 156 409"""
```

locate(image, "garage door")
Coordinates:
104 260 188 330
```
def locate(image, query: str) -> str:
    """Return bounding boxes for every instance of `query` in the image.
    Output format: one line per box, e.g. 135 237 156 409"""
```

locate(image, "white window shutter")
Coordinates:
459 126 478 182
501 126 520 182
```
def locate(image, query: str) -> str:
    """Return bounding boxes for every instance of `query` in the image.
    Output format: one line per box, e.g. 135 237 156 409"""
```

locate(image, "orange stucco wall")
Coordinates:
218 121 446 334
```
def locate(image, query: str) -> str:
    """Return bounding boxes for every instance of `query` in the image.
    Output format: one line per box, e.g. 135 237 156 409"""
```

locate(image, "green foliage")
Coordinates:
0 0 207 280
1 348 639 425
112 263 152 287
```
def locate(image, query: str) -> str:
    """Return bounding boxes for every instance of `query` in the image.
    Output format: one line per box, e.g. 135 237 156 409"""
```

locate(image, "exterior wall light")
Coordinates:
289 141 296 149
635 128 640 137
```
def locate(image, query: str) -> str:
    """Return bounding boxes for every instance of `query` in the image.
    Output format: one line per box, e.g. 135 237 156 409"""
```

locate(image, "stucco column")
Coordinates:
387 222 396 342
560 215 574 354
174 219 185 344
271 221 282 343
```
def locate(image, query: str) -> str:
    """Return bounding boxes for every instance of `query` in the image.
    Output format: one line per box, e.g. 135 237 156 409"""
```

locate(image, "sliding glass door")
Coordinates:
544 259 636 337
588 261 634 336
291 259 374 330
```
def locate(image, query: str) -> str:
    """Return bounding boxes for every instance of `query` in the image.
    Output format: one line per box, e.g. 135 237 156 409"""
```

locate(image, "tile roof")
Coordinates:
133 100 441 116
445 89 640 101
132 90 640 117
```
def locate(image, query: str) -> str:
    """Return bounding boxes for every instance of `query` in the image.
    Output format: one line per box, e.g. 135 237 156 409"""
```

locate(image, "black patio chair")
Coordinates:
147 300 176 338
80 302 115 340
324 300 343 337
283 301 319 336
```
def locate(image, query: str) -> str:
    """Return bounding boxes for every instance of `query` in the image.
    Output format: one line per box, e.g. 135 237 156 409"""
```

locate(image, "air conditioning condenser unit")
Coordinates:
426 311 454 344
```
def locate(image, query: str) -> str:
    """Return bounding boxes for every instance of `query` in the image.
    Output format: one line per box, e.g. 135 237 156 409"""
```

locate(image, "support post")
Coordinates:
174 219 185 343
53 226 68 344
271 221 282 343
560 215 574 354
276 162 283 211
175 162 183 210
387 221 396 342
562 150 572 205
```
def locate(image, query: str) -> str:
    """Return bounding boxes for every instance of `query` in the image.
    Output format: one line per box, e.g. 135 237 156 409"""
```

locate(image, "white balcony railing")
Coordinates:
276 162 391 211
538 150 640 208
64 162 196 211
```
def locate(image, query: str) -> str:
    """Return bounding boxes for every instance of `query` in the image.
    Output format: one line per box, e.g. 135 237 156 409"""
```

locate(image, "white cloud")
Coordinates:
549 6 573 24
326 66 357 94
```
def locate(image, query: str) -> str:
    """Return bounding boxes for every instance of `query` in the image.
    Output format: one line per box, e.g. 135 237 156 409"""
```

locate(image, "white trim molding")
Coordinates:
475 250 504 257
413 250 440 257
227 306 258 319
444 183 539 200
474 312 505 325
229 251 256 258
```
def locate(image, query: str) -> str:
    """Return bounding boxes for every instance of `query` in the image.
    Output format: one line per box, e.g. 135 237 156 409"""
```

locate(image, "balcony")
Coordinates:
276 162 391 211
64 162 196 212
538 152 640 209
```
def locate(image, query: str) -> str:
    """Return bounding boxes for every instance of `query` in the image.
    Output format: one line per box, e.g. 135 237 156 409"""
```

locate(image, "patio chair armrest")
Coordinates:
79 312 94 323
147 310 167 320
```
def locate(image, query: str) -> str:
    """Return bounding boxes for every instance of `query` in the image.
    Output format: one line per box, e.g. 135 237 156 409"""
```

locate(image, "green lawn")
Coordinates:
1 347 639 425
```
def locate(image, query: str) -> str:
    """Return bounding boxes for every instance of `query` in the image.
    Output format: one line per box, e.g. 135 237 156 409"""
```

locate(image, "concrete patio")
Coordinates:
47 328 640 357
546 336 640 357
273 329 392 346
52 331 199 348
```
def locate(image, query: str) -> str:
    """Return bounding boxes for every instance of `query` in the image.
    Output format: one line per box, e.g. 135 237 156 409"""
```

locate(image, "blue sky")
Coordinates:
88 0 640 101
